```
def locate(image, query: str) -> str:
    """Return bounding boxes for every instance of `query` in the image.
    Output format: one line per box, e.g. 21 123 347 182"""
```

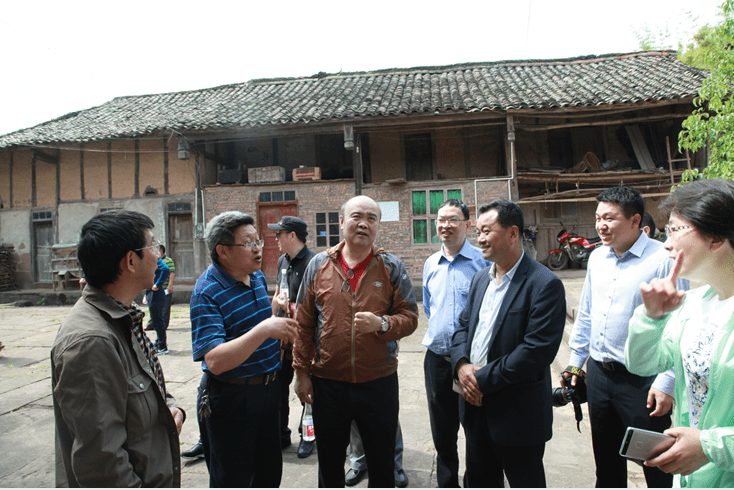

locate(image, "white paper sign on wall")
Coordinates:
378 201 400 222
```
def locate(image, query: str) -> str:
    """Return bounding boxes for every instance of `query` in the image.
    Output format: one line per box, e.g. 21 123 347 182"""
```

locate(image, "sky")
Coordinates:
0 0 724 136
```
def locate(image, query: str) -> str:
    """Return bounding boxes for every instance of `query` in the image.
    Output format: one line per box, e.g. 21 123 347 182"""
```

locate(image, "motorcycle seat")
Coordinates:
587 237 602 244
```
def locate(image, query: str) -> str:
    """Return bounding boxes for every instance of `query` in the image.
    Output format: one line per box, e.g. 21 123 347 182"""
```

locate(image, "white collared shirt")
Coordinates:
470 252 524 367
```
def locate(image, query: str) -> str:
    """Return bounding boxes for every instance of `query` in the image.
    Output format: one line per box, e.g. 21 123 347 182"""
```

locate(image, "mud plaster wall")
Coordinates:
111 140 136 198
435 128 465 180
139 138 164 195
83 142 109 200
169 145 197 195
369 131 402 181
0 152 10 208
59 148 81 201
11 150 32 207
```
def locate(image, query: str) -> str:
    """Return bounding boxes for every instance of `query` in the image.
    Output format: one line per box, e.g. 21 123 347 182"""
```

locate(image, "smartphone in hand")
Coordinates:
619 427 675 461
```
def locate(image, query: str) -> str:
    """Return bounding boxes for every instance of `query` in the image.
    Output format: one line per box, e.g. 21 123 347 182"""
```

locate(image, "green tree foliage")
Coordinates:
679 24 720 70
679 0 734 182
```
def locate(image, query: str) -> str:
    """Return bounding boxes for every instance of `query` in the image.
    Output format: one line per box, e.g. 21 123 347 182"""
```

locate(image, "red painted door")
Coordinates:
258 202 298 285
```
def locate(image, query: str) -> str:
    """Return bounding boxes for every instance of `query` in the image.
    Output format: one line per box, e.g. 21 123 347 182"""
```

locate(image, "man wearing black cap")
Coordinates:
268 216 317 458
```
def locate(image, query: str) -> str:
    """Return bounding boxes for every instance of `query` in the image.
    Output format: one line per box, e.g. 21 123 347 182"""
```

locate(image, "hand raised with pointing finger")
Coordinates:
639 252 686 319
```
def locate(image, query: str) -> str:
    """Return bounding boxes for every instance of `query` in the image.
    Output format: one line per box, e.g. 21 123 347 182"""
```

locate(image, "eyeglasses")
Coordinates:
664 224 692 236
436 218 468 225
225 239 264 250
135 239 162 253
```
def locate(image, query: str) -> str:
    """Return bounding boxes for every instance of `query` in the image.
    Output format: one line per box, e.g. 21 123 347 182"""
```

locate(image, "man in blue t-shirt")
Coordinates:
190 211 297 487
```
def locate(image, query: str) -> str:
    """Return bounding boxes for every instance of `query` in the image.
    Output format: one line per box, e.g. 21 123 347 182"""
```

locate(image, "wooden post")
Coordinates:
353 133 363 196
506 115 519 200
666 136 674 184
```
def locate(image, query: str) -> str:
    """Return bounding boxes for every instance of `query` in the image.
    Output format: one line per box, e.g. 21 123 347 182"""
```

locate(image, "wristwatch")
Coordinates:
380 316 389 332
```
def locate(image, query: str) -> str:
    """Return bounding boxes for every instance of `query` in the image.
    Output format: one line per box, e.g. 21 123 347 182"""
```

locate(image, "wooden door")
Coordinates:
168 213 195 280
258 203 297 284
34 221 53 282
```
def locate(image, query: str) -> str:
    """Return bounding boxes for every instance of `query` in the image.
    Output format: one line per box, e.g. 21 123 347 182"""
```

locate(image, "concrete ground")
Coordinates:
0 269 647 488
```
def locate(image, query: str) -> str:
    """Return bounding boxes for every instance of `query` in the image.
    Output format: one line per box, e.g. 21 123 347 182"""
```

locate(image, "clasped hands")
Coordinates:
456 359 483 406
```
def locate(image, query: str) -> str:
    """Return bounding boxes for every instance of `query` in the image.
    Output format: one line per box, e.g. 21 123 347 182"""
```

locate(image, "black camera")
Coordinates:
553 374 588 431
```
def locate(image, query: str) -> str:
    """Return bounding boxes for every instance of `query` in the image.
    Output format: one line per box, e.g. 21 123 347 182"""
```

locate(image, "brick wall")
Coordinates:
204 178 509 283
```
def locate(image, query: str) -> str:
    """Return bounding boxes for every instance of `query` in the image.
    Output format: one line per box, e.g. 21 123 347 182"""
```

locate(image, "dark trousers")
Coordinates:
162 291 172 328
311 373 399 488
198 373 283 488
587 359 673 488
278 353 297 444
424 349 461 487
462 400 546 488
146 289 166 348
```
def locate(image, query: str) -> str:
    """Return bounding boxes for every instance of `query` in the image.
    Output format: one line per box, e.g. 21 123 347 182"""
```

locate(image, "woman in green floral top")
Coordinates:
625 178 734 487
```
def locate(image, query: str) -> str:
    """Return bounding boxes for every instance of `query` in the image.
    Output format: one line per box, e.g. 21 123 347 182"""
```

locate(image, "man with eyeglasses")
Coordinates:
293 195 419 487
51 210 185 486
422 199 488 487
564 187 689 488
190 211 298 487
267 216 316 457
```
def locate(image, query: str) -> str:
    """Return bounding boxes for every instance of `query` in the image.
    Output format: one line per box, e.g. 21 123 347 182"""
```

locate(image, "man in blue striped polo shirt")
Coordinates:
190 211 298 487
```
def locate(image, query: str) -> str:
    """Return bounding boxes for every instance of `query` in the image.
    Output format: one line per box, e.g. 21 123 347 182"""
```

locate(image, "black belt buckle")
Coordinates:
600 360 625 372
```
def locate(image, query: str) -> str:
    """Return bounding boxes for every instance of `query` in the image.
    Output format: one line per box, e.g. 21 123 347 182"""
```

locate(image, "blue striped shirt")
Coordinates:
422 239 490 356
190 262 280 378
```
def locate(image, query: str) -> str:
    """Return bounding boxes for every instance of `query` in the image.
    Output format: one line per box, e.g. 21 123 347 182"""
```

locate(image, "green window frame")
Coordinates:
411 189 462 245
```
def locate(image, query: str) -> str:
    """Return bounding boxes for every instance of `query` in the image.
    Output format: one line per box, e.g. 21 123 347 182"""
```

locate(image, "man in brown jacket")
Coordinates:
294 195 419 487
51 210 185 487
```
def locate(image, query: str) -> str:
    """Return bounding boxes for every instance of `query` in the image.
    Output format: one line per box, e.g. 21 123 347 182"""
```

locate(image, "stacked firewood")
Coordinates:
0 244 17 291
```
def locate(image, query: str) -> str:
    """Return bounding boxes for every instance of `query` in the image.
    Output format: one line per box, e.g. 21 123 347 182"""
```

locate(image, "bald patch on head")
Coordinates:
343 196 381 220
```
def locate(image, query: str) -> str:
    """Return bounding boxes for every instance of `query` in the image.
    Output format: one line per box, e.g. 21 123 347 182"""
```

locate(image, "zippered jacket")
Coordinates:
626 286 734 487
293 240 418 383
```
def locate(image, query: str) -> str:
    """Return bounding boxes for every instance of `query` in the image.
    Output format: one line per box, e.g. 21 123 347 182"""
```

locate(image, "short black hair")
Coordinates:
439 199 470 220
478 199 524 233
596 186 645 221
77 210 154 289
640 213 656 236
660 178 734 246
159 244 166 255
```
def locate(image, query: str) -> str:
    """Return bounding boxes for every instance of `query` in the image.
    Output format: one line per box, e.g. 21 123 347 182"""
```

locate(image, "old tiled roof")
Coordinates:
0 51 707 149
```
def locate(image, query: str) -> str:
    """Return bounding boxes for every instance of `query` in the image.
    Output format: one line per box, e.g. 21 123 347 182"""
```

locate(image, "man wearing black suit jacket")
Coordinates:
451 199 566 488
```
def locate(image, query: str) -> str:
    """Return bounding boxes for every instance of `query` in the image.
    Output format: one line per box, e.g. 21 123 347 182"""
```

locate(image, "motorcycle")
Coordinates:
546 223 602 270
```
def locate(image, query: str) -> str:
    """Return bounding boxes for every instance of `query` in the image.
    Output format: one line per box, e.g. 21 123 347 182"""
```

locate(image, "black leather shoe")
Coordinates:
181 442 204 459
281 436 292 450
345 468 367 486
395 468 408 488
297 438 315 458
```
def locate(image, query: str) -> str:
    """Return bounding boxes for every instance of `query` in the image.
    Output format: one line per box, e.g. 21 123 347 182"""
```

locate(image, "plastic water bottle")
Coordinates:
302 404 315 442
279 268 289 301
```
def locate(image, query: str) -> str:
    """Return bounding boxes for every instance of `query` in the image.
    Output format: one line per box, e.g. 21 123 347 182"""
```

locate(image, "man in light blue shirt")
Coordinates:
422 199 488 487
565 187 688 488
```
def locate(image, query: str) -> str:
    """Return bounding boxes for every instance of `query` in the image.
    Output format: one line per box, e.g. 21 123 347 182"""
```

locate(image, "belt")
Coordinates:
597 360 627 373
211 371 277 385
